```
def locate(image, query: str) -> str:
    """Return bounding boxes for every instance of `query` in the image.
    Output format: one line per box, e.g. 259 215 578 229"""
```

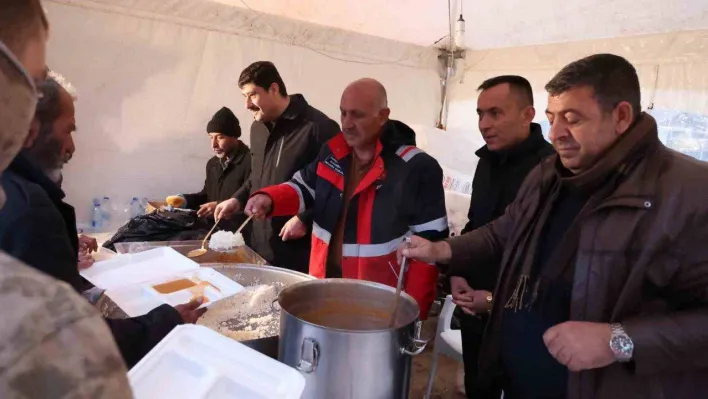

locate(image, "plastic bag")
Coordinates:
102 210 209 251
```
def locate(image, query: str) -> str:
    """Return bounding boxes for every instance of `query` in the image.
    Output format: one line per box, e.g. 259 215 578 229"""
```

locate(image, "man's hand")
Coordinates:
450 276 491 315
78 252 95 270
174 298 207 324
78 234 98 255
214 198 241 221
543 321 615 372
280 216 307 241
244 194 273 219
197 201 217 218
398 235 453 264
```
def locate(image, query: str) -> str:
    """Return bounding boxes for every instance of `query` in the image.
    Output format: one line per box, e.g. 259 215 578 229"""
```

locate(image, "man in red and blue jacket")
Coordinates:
244 78 449 319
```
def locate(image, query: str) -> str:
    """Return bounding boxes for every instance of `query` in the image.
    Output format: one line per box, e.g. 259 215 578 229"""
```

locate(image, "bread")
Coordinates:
165 195 186 208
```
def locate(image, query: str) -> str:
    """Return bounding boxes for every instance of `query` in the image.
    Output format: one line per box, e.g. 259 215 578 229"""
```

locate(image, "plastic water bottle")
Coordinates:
101 196 113 228
129 197 143 218
91 199 103 230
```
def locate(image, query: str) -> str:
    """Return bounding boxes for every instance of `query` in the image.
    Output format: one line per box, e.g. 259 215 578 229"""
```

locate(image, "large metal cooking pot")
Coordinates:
96 263 313 358
277 278 427 399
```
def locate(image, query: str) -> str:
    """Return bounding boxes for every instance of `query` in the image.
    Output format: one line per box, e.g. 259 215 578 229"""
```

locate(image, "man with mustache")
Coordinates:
0 72 206 368
168 107 250 225
243 78 449 320
0 0 132 396
215 61 340 272
453 75 554 398
401 54 708 398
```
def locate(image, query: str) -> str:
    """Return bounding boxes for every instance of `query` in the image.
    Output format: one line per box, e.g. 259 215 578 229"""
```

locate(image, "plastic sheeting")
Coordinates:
44 1 441 224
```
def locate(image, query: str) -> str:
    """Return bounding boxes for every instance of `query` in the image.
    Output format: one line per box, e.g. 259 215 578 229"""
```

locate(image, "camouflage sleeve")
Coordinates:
0 252 133 399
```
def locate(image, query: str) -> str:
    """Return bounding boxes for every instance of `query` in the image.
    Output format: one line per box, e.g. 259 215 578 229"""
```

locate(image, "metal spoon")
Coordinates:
187 218 221 258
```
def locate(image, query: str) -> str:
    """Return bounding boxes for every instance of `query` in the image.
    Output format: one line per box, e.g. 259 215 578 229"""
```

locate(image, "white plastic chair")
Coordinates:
425 294 463 399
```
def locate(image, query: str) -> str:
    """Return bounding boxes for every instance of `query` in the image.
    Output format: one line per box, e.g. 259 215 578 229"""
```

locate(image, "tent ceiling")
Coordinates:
211 0 708 49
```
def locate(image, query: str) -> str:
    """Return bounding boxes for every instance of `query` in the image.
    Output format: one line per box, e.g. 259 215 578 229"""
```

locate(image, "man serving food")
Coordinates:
243 78 448 318
168 106 251 225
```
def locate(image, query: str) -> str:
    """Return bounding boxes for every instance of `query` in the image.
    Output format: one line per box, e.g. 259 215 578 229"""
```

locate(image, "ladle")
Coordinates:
187 218 221 258
388 237 411 327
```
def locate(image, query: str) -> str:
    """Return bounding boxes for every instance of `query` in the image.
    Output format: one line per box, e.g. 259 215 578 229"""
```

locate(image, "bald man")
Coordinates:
245 78 449 319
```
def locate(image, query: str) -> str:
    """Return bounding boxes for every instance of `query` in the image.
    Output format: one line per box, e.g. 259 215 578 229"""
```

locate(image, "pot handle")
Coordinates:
297 337 320 374
401 320 429 356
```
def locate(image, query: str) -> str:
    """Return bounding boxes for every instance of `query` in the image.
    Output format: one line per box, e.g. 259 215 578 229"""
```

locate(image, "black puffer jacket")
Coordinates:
232 94 340 272
0 153 183 368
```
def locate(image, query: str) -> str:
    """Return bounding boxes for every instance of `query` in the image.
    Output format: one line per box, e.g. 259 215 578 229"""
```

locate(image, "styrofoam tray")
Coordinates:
81 247 244 317
81 247 197 290
129 325 305 399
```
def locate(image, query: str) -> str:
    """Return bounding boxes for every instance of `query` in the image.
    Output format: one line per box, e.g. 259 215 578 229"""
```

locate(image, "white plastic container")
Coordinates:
80 247 243 317
129 325 306 399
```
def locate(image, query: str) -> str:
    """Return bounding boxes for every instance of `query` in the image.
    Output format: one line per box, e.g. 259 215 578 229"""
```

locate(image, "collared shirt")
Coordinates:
219 154 232 171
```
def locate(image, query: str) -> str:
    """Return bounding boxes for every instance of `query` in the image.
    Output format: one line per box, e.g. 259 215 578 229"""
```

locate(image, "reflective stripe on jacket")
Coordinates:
257 123 449 319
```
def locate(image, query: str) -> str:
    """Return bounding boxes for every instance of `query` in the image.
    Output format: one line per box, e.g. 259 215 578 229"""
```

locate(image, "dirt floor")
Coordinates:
408 316 467 399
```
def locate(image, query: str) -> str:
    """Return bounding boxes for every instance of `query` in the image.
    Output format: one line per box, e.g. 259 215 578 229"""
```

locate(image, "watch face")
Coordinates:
610 335 633 356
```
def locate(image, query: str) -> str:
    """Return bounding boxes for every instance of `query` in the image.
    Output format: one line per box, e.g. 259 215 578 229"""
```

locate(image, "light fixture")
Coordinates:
455 14 465 50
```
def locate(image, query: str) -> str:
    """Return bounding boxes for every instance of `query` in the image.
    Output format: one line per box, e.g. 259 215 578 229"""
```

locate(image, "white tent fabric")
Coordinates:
448 29 708 161
44 1 441 225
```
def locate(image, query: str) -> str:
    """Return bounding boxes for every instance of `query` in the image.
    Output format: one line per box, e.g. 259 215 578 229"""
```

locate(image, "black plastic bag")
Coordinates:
103 210 210 251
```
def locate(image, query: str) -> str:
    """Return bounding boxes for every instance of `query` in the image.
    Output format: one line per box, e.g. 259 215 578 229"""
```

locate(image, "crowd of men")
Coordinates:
1 1 708 398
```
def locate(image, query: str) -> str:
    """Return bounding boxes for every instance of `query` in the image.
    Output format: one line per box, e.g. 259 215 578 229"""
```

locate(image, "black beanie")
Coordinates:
207 107 241 138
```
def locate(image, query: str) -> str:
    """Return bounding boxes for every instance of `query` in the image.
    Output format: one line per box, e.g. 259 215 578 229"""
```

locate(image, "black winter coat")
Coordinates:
454 124 555 290
232 94 340 272
0 153 183 368
182 141 251 209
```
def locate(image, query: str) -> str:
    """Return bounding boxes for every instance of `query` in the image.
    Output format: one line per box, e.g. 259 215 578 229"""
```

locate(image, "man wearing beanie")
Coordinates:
172 107 251 222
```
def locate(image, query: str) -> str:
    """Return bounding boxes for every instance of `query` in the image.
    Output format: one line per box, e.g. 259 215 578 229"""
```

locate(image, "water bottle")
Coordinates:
119 202 131 227
91 199 103 230
129 197 143 218
101 196 113 229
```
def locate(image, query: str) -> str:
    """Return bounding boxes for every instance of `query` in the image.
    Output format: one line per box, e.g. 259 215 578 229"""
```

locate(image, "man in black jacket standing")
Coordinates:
452 76 554 398
215 61 339 272
170 107 250 226
0 73 205 368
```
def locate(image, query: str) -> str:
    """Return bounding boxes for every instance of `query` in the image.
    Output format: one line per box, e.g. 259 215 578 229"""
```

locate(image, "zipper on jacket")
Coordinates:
275 137 285 168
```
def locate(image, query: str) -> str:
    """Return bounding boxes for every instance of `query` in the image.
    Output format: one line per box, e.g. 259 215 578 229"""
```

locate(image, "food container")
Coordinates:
128 324 305 399
277 279 427 399
81 247 244 316
96 263 315 359
113 240 267 265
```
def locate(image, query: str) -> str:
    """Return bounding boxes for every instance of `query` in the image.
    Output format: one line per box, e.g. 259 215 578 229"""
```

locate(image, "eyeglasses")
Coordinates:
0 39 39 100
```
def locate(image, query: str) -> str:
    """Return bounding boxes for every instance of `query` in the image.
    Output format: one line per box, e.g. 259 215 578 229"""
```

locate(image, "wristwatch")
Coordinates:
485 292 493 313
609 323 634 362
